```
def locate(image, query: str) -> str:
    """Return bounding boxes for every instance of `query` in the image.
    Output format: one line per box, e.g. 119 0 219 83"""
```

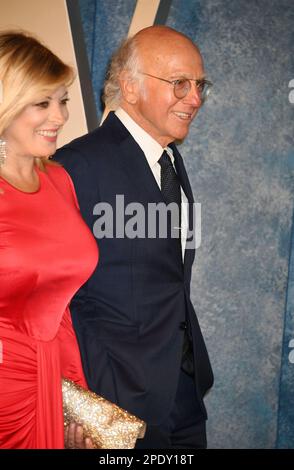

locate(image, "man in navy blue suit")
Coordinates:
55 25 213 449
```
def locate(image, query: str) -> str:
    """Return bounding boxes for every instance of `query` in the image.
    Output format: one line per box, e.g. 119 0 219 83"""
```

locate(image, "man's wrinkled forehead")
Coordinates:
138 40 203 76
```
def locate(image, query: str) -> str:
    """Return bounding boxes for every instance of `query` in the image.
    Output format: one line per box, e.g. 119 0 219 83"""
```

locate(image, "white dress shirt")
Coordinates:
115 107 188 259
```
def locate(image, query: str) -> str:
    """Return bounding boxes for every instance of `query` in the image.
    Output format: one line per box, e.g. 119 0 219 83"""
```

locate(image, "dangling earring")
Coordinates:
0 138 6 167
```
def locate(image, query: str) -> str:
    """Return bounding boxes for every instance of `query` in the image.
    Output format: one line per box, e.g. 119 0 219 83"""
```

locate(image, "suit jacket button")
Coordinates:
179 321 187 330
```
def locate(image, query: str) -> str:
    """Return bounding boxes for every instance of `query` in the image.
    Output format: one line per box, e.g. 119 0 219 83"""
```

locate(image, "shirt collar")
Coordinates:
115 107 174 167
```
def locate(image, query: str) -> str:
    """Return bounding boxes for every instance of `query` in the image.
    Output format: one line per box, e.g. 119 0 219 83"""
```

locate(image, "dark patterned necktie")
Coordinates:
158 150 182 209
158 150 182 239
159 151 194 377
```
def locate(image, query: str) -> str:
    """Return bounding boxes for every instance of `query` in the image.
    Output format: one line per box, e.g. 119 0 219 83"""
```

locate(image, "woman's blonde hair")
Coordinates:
0 30 74 168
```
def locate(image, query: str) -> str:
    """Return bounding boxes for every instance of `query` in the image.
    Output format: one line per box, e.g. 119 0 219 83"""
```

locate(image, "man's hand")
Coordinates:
64 422 95 449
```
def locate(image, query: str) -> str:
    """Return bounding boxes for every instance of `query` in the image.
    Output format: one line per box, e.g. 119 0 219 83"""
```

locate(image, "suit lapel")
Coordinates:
170 143 196 268
120 137 163 204
170 143 194 204
104 112 163 204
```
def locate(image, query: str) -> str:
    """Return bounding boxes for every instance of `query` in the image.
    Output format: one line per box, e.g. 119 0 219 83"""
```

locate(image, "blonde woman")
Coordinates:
0 31 98 448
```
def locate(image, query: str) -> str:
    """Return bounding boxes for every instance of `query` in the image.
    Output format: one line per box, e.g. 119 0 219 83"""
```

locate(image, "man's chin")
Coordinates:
173 129 190 142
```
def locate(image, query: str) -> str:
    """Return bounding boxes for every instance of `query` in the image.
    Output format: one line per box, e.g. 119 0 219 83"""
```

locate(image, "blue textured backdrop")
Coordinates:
277 215 294 448
78 0 294 448
78 0 136 119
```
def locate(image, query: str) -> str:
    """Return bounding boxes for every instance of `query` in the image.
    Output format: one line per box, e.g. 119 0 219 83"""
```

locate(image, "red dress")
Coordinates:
0 165 98 448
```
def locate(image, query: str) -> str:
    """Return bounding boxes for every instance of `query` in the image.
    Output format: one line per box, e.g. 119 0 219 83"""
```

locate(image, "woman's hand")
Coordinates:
64 422 95 449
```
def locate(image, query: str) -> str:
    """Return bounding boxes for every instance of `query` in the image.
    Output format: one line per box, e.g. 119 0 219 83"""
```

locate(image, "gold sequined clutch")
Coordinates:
62 378 146 449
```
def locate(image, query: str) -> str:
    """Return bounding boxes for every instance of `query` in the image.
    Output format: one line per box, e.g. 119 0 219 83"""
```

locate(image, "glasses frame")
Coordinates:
139 72 213 102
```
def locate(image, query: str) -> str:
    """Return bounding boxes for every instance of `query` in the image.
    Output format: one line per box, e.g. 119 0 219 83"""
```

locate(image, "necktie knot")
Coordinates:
158 150 173 170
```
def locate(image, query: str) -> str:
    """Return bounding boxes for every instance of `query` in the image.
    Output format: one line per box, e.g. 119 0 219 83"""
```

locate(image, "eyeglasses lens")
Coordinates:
174 80 190 99
174 79 211 102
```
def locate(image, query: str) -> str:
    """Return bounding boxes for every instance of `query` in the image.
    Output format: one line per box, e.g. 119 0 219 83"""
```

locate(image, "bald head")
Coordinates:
134 25 200 55
133 26 202 82
134 25 197 43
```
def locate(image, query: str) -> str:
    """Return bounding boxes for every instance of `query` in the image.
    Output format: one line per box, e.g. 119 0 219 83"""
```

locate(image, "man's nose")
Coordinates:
183 83 202 107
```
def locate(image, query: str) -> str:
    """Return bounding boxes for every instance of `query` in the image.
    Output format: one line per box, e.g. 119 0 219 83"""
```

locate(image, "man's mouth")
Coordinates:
173 111 193 120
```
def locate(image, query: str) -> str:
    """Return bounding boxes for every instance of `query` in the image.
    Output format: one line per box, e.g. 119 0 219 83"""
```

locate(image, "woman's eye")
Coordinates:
36 101 49 109
61 98 69 106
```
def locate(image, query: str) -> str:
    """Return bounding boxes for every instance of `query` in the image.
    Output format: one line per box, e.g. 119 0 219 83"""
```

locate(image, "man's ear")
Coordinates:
119 70 140 104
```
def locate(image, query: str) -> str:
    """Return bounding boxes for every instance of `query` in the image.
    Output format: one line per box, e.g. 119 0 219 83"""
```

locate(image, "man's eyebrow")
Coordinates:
169 75 207 80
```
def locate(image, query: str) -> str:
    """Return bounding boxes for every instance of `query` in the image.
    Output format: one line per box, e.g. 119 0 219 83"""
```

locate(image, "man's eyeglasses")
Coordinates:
139 72 213 103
